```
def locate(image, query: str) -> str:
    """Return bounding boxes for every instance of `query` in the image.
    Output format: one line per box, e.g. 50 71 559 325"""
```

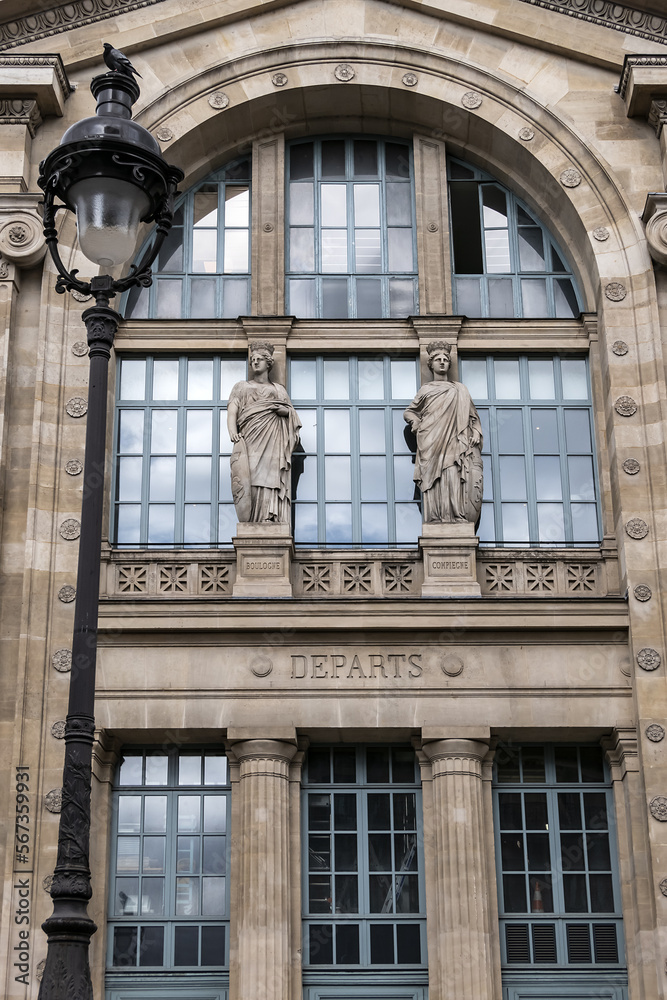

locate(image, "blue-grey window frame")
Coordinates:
106 749 231 977
121 157 252 321
459 355 601 547
289 355 422 546
301 745 428 980
286 137 419 319
448 157 583 319
111 355 247 548
493 744 626 979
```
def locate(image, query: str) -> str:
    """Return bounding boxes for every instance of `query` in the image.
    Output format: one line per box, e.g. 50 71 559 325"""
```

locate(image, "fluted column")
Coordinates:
421 738 496 1000
229 739 298 1000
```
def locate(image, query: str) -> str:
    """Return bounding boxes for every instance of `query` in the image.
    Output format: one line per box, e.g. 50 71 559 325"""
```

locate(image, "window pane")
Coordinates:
532 410 559 452
204 796 227 833
290 228 315 271
460 359 488 399
144 796 167 833
325 504 352 542
203 836 226 874
482 184 508 226
456 278 482 317
185 457 211 501
223 230 249 272
518 228 545 270
225 186 249 226
395 502 422 542
118 796 141 833
497 410 524 452
356 278 382 318
115 877 139 915
502 503 529 542
157 225 183 271
388 229 413 272
386 183 412 225
354 140 377 177
391 360 416 398
386 142 409 178
538 503 565 543
202 877 226 914
568 456 595 501
117 457 142 501
565 410 591 452
321 185 347 226
113 926 137 967
554 278 579 317
184 505 211 544
534 456 562 500
153 360 179 399
190 278 216 318
116 505 141 544
394 456 417 501
325 456 351 500
295 505 318 543
370 923 394 963
290 182 314 225
120 360 146 400
119 410 145 454
494 360 520 399
221 277 249 318
355 230 381 273
324 410 350 452
149 457 176 501
192 229 217 272
500 456 526 500
141 879 164 916
361 456 387 500
147 505 174 544
561 360 588 399
174 925 198 966
289 279 316 317
528 360 555 399
294 455 317 500
291 359 317 399
194 186 218 226
322 140 345 177
175 876 200 915
322 278 348 318
201 926 225 966
571 503 598 543
178 795 201 832
221 359 247 401
354 184 380 226
362 503 388 542
291 142 313 180
488 277 514 316
485 229 511 273
324 360 349 398
389 279 415 317
143 837 166 873
186 410 212 452
155 279 182 318
360 409 385 451
521 279 547 317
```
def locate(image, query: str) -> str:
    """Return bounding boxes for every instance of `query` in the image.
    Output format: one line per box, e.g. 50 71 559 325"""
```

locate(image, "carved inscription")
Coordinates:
429 557 470 575
242 557 284 575
291 652 423 680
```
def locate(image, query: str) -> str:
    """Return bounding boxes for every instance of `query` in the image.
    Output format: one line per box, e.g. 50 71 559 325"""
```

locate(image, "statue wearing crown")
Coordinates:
227 342 301 523
404 341 483 525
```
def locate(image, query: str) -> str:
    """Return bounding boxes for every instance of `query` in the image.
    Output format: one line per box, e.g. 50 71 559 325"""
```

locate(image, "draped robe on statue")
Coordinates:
404 380 483 523
228 381 301 523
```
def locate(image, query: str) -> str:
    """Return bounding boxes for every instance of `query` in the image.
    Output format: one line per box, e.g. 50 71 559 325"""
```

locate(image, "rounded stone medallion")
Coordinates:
560 168 582 188
263 222 274 233
59 518 81 540
614 395 637 416
208 92 229 110
646 724 665 743
461 91 482 109
612 340 628 356
51 721 66 740
58 584 75 603
605 281 627 301
650 796 667 821
52 648 72 672
427 222 439 232
66 396 87 418
251 655 273 677
156 126 174 142
623 457 640 475
71 340 88 357
518 127 534 141
441 654 464 677
634 584 652 602
45 788 62 813
626 517 648 540
593 226 610 242
334 63 355 82
65 458 83 476
272 72 288 87
402 72 418 87
637 647 661 671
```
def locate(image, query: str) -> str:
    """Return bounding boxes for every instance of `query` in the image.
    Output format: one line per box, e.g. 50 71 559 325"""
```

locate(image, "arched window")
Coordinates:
123 157 251 320
449 158 581 319
286 137 418 319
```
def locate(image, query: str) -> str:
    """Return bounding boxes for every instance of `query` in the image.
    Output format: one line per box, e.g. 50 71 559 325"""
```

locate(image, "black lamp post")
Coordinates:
37 59 183 1000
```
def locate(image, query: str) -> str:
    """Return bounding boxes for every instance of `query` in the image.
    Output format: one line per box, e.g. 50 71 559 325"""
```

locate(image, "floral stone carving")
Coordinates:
335 64 355 82
626 518 648 539
208 92 229 109
461 91 482 109
650 796 667 821
58 584 75 603
614 395 637 416
66 396 87 417
605 282 627 301
65 459 83 476
623 458 640 475
45 788 63 813
612 341 628 356
560 168 582 188
52 648 72 672
634 585 652 602
593 227 610 241
71 341 88 356
637 647 661 671
59 518 81 540
51 721 66 739
646 724 665 742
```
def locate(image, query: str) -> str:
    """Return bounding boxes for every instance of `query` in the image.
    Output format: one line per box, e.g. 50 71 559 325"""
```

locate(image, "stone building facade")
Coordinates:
1 1 667 999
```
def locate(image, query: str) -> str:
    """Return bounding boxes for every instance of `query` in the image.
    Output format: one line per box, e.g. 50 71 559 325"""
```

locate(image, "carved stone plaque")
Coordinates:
646 724 665 742
637 647 661 671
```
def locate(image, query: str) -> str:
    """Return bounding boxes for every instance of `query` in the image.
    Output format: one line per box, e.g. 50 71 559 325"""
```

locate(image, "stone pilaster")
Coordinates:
421 738 496 1000
228 738 298 1000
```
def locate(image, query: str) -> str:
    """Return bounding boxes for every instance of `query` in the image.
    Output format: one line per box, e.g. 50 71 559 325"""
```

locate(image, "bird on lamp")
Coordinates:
102 42 142 80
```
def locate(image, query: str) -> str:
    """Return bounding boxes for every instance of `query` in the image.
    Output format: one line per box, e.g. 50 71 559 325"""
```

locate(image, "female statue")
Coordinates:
403 341 483 524
227 342 301 523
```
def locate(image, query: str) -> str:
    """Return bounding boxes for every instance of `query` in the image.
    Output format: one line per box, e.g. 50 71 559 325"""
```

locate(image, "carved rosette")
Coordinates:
0 211 46 267
45 788 63 813
58 584 75 603
461 91 482 109
156 126 174 142
660 877 667 896
208 92 229 109
560 168 582 188
440 654 464 676
271 72 288 87
52 648 72 672
634 585 652 602
402 73 418 87
612 341 628 356
605 282 627 301
59 519 81 540
335 63 355 82
646 724 665 743
250 655 273 677
623 458 640 475
518 127 534 141
637 647 661 671
614 395 637 416
65 459 83 476
650 796 667 821
626 517 648 539
51 721 66 739
66 396 88 418
71 341 88 357
593 227 610 241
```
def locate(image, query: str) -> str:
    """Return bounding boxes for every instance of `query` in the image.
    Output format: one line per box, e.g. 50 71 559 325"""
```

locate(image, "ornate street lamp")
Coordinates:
37 54 183 1000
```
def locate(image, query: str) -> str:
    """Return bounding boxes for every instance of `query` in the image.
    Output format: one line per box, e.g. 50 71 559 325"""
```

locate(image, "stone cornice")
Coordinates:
0 0 665 53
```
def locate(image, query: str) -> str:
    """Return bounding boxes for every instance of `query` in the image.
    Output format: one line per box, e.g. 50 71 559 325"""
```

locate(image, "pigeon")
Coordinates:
103 43 142 80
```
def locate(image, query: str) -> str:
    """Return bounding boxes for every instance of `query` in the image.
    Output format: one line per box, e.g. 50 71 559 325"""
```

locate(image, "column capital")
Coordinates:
601 726 639 779
421 737 490 763
226 736 298 766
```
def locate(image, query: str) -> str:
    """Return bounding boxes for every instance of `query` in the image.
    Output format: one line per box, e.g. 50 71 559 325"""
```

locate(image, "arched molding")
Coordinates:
125 39 652 312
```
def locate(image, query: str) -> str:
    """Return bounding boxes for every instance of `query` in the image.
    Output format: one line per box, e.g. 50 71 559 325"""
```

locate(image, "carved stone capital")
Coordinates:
228 737 298 768
642 192 667 266
601 727 639 779
649 100 667 138
0 194 46 266
0 97 40 135
619 56 667 119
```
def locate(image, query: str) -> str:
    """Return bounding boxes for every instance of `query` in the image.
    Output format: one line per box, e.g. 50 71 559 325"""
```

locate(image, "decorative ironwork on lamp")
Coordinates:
36 55 183 1000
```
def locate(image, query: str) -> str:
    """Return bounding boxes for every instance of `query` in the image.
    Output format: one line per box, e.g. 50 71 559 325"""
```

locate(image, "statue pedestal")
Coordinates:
232 523 293 598
419 522 481 597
